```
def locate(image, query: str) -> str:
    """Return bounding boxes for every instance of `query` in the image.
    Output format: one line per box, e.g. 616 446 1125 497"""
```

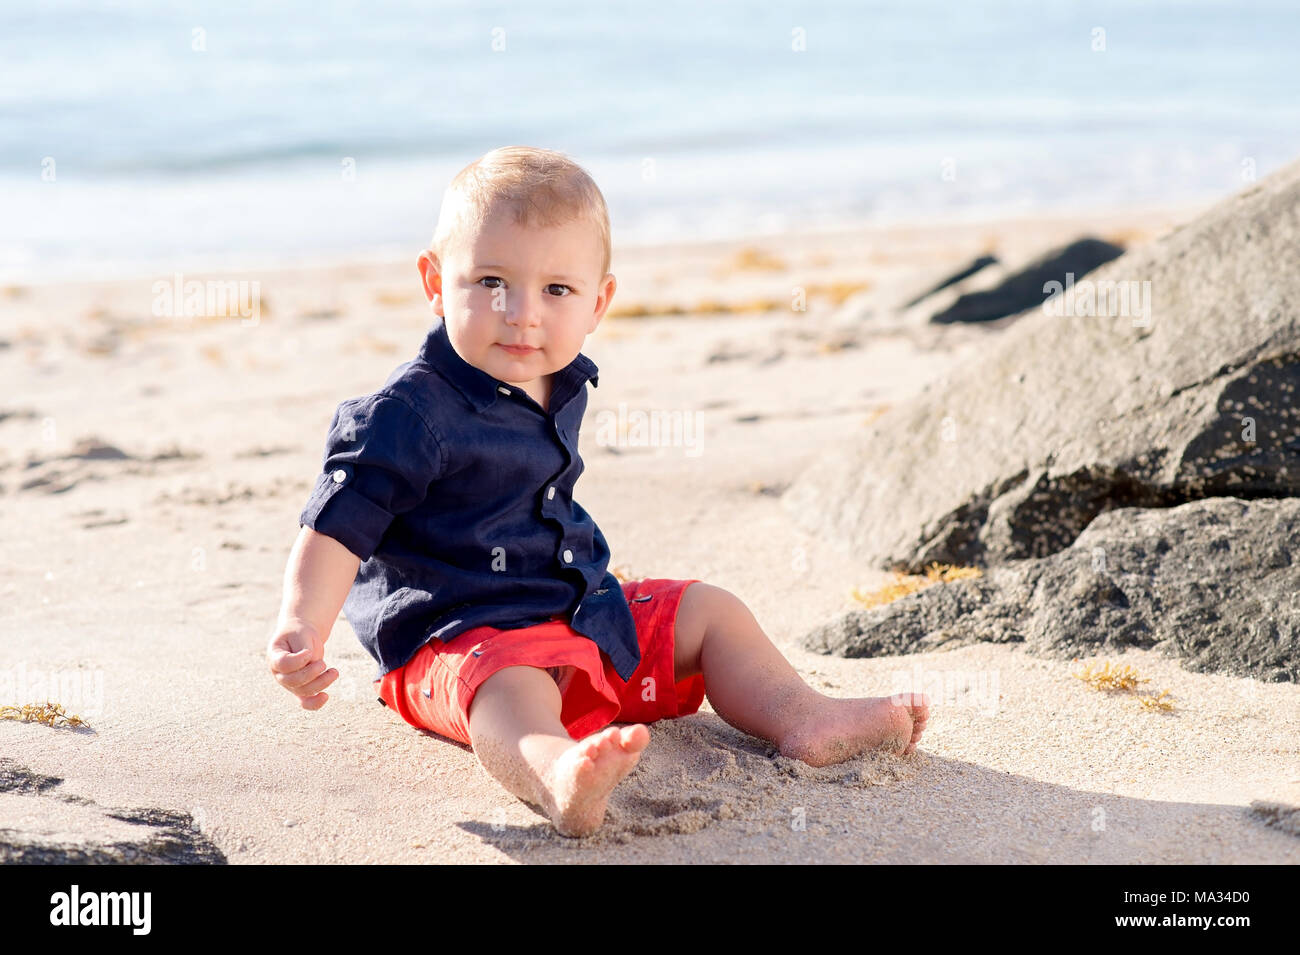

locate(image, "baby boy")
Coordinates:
267 146 928 837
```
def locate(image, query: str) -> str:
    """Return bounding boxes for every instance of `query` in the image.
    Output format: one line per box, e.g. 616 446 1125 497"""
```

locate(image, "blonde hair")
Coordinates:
430 146 611 281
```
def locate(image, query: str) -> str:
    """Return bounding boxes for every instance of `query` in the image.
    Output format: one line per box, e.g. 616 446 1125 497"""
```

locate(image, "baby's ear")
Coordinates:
593 272 617 322
416 250 441 297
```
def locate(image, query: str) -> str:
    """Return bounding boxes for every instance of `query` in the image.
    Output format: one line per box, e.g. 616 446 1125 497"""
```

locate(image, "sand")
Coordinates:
2 201 1297 863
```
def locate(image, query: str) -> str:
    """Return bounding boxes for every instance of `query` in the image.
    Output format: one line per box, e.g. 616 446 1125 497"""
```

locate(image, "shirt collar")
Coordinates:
417 316 599 413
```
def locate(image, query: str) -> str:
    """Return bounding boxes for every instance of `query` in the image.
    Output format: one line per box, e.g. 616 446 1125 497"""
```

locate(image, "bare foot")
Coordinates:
544 723 650 837
777 693 929 768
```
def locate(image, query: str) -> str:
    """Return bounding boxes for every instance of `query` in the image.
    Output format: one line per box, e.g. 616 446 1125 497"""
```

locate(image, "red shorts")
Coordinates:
373 578 706 745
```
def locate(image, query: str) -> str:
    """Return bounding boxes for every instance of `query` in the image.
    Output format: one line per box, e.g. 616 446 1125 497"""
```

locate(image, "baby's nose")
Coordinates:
505 290 544 324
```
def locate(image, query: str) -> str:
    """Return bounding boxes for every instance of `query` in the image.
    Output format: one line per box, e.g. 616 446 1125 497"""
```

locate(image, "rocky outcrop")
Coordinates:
929 237 1124 324
0 759 225 864
781 158 1300 572
800 498 1300 682
902 254 1000 308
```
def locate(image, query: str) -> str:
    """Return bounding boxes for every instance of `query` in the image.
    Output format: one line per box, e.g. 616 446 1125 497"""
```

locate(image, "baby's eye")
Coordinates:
546 284 573 297
478 276 505 290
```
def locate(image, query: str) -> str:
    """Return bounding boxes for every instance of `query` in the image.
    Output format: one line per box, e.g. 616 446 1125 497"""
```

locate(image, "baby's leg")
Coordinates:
674 583 929 767
466 665 649 837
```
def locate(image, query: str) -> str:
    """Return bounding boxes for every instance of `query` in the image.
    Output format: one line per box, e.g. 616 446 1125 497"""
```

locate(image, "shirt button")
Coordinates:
332 469 347 484
547 486 556 500
562 548 573 563
498 386 511 395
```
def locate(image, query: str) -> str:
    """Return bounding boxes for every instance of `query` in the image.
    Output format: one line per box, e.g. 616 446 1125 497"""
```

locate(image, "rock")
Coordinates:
781 157 1300 571
1249 800 1300 836
930 237 1125 324
0 759 225 864
799 497 1300 682
902 254 1000 308
829 255 1008 331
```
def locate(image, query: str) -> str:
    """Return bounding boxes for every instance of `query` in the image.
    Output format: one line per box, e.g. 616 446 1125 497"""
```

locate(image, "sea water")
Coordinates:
2 0 1297 282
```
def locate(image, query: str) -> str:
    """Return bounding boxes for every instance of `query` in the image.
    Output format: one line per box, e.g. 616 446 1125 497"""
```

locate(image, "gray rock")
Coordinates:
903 254 1000 308
800 497 1300 682
930 237 1124 324
1249 800 1300 836
0 759 225 864
781 157 1300 571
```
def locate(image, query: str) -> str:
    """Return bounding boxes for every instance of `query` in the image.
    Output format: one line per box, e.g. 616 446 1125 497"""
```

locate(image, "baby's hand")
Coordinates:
267 618 339 710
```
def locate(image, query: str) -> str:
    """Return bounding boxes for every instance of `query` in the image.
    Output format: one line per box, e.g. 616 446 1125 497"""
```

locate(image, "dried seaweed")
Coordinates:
1072 660 1176 713
0 702 90 728
1074 660 1148 691
850 562 983 609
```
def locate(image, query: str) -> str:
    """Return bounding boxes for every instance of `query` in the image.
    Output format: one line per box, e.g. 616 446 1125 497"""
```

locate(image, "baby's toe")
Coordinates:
619 724 649 750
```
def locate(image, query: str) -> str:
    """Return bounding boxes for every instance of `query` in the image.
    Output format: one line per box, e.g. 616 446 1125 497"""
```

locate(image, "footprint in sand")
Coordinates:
16 437 198 495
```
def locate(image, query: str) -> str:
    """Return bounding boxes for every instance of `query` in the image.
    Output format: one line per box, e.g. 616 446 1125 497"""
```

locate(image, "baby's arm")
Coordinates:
274 389 442 708
267 526 362 710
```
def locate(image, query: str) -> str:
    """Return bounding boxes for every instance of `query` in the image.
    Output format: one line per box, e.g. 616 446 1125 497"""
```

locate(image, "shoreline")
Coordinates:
0 197 1210 294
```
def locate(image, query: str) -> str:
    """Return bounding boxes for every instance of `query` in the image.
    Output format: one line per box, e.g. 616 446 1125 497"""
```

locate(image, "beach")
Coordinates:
2 199 1298 863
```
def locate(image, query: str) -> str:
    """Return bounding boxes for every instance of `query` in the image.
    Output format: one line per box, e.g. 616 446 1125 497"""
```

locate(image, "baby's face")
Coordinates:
420 207 613 391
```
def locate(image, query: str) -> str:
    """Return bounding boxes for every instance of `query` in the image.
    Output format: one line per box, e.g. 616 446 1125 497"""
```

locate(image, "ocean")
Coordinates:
2 0 1298 282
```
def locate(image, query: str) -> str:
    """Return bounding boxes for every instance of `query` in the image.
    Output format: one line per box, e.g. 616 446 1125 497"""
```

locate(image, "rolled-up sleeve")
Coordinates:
298 393 444 561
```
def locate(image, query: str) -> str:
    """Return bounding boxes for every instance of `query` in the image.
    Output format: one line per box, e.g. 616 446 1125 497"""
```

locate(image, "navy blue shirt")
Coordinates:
297 316 642 682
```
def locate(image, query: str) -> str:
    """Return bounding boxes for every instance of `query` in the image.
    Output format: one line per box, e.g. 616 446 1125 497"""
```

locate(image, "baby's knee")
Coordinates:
475 664 557 699
469 665 557 721
681 581 751 628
